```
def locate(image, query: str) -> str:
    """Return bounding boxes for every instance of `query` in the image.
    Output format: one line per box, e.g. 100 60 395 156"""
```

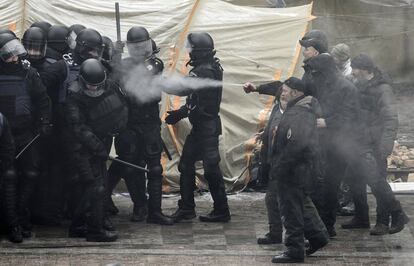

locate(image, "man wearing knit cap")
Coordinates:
299 29 329 98
341 53 409 235
270 77 328 263
331 43 353 80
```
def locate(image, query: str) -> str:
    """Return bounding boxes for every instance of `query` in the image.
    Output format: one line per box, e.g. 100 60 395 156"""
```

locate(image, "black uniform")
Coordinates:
106 56 169 223
166 57 230 222
64 78 127 240
0 60 51 236
271 94 328 260
0 112 21 242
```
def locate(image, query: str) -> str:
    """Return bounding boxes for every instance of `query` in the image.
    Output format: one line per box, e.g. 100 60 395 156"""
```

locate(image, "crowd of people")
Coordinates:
243 29 409 263
0 22 227 244
0 20 409 264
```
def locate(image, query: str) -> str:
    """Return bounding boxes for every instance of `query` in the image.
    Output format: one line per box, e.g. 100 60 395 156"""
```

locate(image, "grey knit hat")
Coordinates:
331 43 351 62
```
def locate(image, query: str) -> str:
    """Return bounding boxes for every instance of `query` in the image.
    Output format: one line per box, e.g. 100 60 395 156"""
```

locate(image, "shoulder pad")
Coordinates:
63 53 75 66
21 59 31 70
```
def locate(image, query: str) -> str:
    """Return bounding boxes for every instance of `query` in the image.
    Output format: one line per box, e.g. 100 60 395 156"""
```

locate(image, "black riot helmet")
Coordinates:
22 27 47 61
67 24 86 50
79 58 107 97
47 25 69 53
102 36 114 62
126 26 152 59
186 32 215 65
73 28 104 64
0 29 17 37
30 21 52 33
299 30 328 54
0 33 27 62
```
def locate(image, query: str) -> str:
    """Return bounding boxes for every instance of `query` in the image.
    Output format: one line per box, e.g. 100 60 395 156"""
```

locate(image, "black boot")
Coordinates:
271 252 304 263
170 208 196 222
327 227 336 238
199 208 231 223
257 233 282 245
147 172 174 225
306 237 328 256
86 229 118 242
389 210 409 234
8 226 23 243
105 195 119 216
341 216 370 229
370 223 389 235
131 205 148 222
147 212 174 225
124 174 148 222
2 169 22 241
103 216 116 231
68 225 87 238
105 162 122 216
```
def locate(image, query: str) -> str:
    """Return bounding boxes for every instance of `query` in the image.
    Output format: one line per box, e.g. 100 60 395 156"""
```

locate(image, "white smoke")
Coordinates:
123 64 223 103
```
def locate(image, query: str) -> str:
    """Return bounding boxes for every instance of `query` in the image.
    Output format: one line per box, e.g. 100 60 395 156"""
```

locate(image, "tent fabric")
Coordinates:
0 0 313 192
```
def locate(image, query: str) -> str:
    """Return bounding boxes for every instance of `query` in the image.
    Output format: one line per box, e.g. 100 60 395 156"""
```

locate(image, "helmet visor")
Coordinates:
22 40 47 60
127 39 152 58
0 39 27 61
67 31 77 50
76 44 104 60
79 75 106 97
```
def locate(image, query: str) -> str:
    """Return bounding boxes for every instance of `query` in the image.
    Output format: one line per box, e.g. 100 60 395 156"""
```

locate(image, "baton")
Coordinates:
108 156 149 173
161 139 172 161
15 133 40 159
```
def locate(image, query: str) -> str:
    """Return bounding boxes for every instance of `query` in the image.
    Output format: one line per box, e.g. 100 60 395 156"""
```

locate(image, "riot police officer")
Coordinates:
165 32 230 223
64 58 128 242
0 112 22 243
46 25 70 62
21 27 49 76
0 32 52 237
30 21 52 34
106 27 173 225
67 24 86 52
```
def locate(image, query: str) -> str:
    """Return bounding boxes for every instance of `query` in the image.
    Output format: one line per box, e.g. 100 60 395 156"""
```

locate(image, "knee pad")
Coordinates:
149 165 163 178
3 168 17 182
178 160 194 175
23 169 39 181
91 184 105 200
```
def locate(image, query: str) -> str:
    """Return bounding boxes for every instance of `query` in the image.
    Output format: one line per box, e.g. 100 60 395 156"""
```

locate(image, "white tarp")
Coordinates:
0 0 313 192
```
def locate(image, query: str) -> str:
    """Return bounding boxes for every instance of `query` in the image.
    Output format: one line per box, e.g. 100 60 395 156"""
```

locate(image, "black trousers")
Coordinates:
319 133 378 231
349 149 402 225
70 153 106 233
178 130 228 212
277 181 329 259
107 125 164 213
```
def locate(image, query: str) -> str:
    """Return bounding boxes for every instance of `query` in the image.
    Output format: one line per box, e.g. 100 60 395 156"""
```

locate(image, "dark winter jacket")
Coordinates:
356 70 398 157
270 95 319 186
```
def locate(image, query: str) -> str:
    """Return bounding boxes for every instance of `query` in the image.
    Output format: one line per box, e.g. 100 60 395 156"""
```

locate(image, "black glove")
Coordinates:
40 123 53 136
165 108 188 125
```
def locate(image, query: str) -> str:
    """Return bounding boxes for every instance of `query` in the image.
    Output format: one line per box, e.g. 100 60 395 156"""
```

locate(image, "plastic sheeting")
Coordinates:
0 0 313 192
